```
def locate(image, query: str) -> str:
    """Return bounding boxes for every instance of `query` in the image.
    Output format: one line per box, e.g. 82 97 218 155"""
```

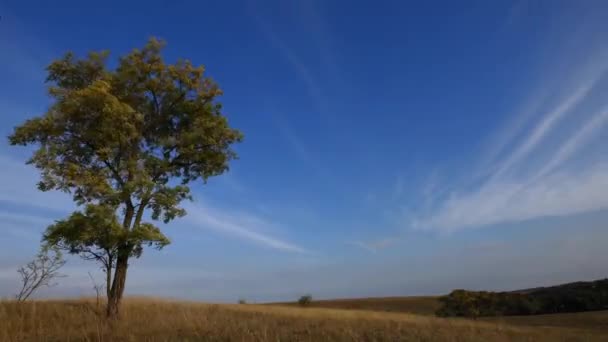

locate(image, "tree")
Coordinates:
9 38 243 318
16 247 66 301
44 204 124 299
298 294 312 307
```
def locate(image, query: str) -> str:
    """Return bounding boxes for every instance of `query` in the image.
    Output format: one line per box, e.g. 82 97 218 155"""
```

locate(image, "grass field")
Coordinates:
484 310 608 332
1 298 607 341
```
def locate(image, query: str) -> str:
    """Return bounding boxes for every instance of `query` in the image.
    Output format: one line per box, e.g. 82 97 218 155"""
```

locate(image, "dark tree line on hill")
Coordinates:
436 278 608 317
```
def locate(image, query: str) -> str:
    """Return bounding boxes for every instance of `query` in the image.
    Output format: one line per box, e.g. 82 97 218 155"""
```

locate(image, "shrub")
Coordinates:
15 247 66 302
238 298 247 304
298 294 312 307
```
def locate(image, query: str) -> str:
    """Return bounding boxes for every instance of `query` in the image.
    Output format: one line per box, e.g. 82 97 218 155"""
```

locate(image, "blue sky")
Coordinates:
1 0 608 302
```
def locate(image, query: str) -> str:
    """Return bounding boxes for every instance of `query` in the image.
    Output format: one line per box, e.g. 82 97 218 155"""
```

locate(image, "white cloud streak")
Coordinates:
184 202 308 254
250 8 325 112
416 54 608 232
536 106 608 179
417 164 608 231
0 151 307 253
0 211 54 226
491 74 602 181
0 223 41 241
0 155 74 212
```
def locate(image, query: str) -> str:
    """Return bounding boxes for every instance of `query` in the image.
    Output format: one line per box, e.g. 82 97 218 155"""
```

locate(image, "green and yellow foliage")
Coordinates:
8 38 242 317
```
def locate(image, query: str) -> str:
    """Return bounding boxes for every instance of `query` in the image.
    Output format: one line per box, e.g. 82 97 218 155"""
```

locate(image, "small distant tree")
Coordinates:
15 247 66 302
298 294 312 307
238 298 247 304
9 38 243 318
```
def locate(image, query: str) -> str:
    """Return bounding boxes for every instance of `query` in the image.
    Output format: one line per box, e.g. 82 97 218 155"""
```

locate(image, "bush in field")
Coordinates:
298 294 312 307
436 290 481 318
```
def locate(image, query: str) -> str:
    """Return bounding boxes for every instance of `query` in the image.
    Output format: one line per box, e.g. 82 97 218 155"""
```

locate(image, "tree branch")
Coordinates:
15 249 66 302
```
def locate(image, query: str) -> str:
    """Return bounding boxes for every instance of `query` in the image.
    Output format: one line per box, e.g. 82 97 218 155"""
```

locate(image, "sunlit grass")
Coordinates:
1 298 606 341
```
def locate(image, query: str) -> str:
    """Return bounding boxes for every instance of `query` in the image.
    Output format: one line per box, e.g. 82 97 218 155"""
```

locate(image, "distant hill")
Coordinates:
269 278 608 317
437 278 608 317
512 279 608 295
269 296 441 315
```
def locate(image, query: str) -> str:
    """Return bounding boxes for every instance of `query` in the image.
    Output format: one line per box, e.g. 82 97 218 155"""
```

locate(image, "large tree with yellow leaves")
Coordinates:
9 38 243 318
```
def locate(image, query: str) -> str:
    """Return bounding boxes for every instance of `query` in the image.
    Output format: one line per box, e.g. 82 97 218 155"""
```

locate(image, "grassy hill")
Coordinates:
2 298 607 341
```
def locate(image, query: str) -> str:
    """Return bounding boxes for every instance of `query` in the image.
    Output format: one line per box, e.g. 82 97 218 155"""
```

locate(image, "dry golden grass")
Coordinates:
484 310 608 332
1 298 607 341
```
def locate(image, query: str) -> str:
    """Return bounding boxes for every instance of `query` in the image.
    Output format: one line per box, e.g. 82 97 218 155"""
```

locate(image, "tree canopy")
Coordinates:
9 38 243 317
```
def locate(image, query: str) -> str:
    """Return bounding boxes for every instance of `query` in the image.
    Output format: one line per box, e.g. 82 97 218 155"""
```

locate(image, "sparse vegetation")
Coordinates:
15 247 66 302
1 298 606 341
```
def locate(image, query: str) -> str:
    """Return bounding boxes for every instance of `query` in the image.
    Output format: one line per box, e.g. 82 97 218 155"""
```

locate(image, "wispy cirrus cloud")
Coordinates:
490 71 605 181
250 6 325 112
415 164 608 232
415 51 608 233
0 223 41 242
535 106 608 179
251 9 331 179
0 211 54 226
0 154 74 212
248 0 339 114
0 151 308 254
184 201 309 254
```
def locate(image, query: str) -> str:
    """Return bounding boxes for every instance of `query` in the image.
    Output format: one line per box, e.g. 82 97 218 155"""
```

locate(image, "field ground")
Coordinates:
484 310 608 332
277 296 608 332
2 298 608 341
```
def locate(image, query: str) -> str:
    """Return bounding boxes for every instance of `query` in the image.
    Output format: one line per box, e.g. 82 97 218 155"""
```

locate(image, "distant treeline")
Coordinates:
436 278 608 317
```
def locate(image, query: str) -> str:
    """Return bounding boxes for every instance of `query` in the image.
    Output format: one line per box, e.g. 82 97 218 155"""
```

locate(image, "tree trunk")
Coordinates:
105 254 113 299
106 266 112 299
106 253 129 318
107 202 134 318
